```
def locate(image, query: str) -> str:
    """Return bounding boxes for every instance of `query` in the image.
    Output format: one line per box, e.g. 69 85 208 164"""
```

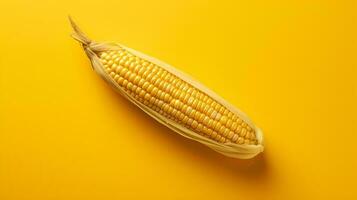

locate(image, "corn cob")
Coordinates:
69 17 264 159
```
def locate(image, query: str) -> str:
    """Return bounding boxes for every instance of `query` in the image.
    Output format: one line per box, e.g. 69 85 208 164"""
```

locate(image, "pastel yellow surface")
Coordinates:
0 0 356 199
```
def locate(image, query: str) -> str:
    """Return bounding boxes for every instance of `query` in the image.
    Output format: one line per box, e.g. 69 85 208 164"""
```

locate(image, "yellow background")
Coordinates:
0 0 356 199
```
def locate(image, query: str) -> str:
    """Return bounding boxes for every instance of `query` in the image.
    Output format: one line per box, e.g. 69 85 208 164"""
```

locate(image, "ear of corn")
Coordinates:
69 17 264 159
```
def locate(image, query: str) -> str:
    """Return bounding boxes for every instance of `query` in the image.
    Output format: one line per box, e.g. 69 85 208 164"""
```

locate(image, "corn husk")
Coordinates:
69 17 264 159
